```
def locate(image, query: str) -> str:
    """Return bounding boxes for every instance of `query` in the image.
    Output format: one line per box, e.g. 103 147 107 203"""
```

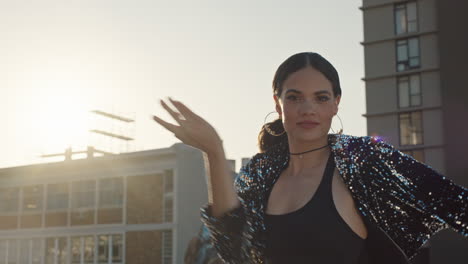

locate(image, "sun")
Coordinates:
31 85 91 155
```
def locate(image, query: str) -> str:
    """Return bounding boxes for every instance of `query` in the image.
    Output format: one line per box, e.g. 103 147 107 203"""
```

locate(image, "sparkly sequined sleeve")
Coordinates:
199 203 245 263
370 137 468 236
200 156 259 263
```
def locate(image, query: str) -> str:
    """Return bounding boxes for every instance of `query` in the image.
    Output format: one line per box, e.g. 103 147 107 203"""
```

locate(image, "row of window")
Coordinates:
0 178 124 214
394 2 421 113
394 2 424 160
0 234 125 264
0 173 174 220
395 2 419 72
394 2 420 72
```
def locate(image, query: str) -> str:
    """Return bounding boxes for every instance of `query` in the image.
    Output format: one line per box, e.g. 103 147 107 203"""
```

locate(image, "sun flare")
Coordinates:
35 100 90 154
31 84 91 155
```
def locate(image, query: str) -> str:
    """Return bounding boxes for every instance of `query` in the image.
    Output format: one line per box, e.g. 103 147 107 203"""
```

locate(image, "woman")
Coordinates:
152 52 467 264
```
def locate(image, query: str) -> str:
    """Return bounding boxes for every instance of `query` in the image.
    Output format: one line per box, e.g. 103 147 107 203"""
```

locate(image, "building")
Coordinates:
360 0 468 263
0 143 210 264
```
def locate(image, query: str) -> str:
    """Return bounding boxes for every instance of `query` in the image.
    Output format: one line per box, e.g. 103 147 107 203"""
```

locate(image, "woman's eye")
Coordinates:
286 95 328 102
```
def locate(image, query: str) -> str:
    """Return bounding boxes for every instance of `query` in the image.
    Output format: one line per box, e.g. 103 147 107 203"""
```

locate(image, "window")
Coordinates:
163 197 173 223
71 237 81 264
163 170 174 222
8 240 18 264
162 230 172 264
0 239 43 264
399 111 423 145
72 236 94 264
164 171 173 194
0 188 19 213
111 235 123 263
0 240 6 264
0 235 125 264
47 183 69 211
395 2 418 35
19 239 29 264
99 178 123 208
0 240 19 264
98 234 123 264
83 236 95 264
46 237 67 264
72 181 95 209
396 37 420 71
22 185 44 212
98 235 108 264
402 149 425 163
31 239 42 264
398 74 421 108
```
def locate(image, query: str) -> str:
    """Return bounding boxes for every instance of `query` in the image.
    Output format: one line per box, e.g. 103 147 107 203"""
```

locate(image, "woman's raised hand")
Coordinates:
154 98 240 218
152 98 223 155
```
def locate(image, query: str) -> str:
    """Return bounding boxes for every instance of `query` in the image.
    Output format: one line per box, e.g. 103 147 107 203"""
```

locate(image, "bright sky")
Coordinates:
0 0 366 170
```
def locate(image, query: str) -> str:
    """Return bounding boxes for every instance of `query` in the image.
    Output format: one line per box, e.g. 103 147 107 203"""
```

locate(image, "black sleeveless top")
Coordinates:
264 151 369 264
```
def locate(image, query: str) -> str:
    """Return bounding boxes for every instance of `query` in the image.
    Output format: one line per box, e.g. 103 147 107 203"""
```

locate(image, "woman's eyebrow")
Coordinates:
285 89 331 95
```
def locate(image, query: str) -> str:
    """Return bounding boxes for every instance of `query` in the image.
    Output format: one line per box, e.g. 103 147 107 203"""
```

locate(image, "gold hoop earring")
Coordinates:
330 114 344 135
264 111 286 136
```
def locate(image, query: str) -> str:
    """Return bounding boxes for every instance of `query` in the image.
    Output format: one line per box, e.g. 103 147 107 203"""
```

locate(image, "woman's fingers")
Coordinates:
153 97 222 153
153 114 203 149
169 98 201 121
152 114 179 134
160 99 185 124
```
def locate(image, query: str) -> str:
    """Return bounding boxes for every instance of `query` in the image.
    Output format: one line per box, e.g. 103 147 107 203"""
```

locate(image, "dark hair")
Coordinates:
257 52 342 153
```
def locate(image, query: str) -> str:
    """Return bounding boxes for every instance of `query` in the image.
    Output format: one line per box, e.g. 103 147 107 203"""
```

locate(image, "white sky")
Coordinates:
0 0 366 170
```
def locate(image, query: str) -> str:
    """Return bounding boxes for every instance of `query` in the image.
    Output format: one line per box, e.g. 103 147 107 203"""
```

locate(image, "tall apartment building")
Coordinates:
0 143 210 264
361 0 468 263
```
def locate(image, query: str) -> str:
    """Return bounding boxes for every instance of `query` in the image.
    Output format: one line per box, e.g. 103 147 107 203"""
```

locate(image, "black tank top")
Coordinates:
264 151 369 264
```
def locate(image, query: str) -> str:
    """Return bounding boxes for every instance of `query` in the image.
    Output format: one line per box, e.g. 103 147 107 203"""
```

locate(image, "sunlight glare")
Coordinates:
31 80 91 154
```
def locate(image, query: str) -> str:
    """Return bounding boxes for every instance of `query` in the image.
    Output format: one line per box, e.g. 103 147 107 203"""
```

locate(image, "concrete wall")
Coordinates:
174 144 209 264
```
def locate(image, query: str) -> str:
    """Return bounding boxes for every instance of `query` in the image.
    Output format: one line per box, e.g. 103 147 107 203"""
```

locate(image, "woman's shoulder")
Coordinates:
330 133 405 168
331 133 397 152
236 152 268 184
235 144 287 191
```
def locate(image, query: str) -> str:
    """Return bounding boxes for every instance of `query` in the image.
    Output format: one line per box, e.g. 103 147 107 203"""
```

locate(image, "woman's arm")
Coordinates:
152 98 240 216
199 149 261 263
205 144 240 217
152 98 247 263
370 137 468 236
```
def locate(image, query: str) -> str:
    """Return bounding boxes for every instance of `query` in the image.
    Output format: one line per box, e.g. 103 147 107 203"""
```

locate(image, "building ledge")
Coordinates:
361 67 439 81
359 0 409 11
398 144 445 151
362 105 442 118
360 30 438 46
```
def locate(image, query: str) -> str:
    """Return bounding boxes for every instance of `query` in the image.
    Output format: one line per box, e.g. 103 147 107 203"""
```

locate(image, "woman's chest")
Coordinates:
264 167 368 240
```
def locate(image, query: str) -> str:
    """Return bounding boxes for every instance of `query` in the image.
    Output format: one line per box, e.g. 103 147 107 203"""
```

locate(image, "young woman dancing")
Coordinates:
152 52 467 264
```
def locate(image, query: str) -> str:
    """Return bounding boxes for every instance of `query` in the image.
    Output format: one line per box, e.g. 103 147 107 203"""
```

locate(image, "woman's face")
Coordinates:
274 66 341 144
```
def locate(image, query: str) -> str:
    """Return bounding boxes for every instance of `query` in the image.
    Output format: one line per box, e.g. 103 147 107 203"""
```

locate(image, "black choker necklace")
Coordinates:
289 143 330 159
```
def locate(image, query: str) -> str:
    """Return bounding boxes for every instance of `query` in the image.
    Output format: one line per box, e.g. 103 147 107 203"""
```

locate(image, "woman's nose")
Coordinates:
300 99 318 114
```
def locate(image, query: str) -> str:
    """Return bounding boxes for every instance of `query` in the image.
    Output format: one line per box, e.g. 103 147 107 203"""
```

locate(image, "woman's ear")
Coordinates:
334 95 341 115
335 94 341 106
273 95 282 117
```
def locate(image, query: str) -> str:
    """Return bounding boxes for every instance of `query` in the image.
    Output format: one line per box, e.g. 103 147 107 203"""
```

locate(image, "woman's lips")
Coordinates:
297 121 319 129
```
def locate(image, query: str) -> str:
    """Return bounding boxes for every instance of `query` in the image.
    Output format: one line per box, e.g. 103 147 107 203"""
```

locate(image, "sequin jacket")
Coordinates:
200 134 468 264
